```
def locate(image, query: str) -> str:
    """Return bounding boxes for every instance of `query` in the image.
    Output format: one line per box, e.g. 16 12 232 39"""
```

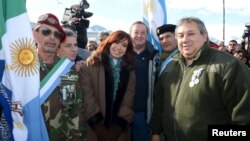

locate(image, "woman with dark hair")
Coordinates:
80 30 136 141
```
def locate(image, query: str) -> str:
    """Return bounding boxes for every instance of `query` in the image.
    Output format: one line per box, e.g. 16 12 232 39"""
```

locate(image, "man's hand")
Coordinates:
74 60 84 72
70 4 80 10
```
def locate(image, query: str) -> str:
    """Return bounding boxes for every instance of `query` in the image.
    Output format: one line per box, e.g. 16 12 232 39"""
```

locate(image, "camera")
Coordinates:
61 0 93 25
61 0 93 49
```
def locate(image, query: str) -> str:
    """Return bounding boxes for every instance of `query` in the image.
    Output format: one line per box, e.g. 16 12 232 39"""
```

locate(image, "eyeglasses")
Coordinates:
37 28 63 40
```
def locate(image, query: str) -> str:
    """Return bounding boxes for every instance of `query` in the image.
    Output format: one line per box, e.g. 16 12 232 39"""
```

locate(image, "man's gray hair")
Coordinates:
176 17 208 35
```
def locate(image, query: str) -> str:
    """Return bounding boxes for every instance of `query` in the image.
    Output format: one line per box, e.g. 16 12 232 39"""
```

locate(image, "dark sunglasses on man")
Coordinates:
37 28 63 40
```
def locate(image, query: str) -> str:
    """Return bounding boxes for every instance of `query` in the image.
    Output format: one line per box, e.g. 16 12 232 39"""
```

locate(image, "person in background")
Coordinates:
57 29 78 61
155 24 178 78
129 21 159 141
241 40 250 67
217 40 227 52
81 30 136 141
86 40 98 52
61 24 90 62
227 39 238 55
97 31 110 44
233 49 247 64
77 47 91 61
150 16 250 141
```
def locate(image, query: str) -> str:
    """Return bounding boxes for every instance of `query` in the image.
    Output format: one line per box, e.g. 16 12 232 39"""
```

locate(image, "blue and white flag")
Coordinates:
0 0 49 140
142 0 167 52
40 57 74 105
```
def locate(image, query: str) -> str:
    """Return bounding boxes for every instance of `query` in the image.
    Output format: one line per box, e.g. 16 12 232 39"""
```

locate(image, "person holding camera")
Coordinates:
62 0 93 49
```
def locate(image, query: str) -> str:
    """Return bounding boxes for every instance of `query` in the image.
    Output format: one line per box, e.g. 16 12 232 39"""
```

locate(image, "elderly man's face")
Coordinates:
176 22 207 61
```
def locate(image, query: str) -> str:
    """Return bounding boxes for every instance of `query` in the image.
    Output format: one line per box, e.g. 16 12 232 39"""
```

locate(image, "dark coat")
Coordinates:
80 60 136 141
150 42 250 141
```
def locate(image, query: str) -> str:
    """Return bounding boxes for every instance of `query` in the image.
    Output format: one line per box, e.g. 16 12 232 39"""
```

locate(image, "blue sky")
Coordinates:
26 0 250 44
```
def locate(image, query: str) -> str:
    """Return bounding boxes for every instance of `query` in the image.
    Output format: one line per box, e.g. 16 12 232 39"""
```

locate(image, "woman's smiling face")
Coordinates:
110 39 128 59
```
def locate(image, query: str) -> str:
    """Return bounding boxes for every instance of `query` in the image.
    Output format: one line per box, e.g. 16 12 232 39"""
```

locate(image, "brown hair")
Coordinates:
87 30 135 69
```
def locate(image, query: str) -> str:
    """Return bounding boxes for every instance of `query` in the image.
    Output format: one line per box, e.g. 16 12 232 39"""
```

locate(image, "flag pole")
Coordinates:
223 0 225 46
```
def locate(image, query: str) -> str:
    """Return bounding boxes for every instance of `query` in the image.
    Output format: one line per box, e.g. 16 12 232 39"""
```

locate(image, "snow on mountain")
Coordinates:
87 25 111 33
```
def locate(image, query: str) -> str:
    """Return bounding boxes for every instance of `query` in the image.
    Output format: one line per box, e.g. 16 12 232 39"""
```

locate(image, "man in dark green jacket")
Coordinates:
150 16 250 141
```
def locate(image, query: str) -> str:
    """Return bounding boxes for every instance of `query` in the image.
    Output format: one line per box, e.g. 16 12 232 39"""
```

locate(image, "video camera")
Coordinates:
62 0 93 25
61 0 93 49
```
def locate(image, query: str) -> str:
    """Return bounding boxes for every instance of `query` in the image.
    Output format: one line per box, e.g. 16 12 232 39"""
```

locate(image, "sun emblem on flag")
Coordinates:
10 37 39 77
143 0 156 18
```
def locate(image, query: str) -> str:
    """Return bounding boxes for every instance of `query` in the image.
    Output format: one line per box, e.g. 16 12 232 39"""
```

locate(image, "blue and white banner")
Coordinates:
142 0 167 52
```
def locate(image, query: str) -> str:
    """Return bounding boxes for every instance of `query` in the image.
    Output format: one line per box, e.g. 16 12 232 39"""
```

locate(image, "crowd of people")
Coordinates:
1 8 250 141
217 39 250 67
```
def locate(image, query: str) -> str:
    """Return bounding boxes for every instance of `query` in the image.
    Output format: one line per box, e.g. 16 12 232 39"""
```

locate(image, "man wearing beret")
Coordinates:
33 13 86 140
148 24 178 141
33 13 66 65
155 24 178 78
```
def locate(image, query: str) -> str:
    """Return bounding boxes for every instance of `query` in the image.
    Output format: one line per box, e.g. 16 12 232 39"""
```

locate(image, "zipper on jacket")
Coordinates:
173 61 188 141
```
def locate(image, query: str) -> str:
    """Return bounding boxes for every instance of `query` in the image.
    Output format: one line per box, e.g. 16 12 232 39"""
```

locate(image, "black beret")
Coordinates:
156 24 176 37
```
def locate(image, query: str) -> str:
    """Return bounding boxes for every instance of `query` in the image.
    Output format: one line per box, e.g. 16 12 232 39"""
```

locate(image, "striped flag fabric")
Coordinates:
40 57 74 105
142 0 167 52
0 0 48 140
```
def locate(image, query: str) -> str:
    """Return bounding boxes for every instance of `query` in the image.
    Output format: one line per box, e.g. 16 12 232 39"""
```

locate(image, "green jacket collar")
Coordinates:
173 41 210 65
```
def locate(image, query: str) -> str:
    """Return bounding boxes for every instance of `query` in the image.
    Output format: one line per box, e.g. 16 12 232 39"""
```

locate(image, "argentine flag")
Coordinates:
0 0 48 140
142 0 167 52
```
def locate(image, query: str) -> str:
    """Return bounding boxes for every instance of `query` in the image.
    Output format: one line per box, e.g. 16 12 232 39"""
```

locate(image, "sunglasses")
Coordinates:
37 28 63 40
